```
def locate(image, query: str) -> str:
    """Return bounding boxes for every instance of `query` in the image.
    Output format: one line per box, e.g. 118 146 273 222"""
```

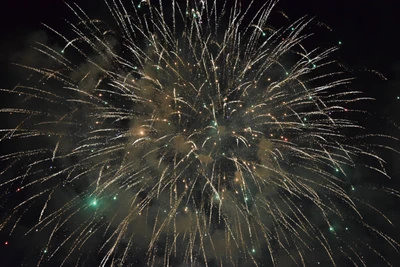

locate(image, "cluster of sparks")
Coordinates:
0 0 399 266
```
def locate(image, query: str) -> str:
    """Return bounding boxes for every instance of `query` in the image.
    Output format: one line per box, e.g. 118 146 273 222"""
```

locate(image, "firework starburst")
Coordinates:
0 0 398 266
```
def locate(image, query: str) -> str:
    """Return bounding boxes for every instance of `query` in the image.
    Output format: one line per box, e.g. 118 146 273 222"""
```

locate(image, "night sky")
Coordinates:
0 0 399 266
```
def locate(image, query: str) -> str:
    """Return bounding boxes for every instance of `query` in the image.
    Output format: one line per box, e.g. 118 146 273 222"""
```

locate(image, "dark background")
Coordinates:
0 0 399 266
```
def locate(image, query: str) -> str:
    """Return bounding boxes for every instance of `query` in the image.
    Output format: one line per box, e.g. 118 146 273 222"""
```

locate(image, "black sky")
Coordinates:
0 0 399 266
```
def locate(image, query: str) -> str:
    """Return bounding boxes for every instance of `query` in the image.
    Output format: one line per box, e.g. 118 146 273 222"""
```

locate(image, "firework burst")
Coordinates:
0 0 398 266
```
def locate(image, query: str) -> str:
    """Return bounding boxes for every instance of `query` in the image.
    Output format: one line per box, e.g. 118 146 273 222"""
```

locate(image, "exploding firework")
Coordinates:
0 0 398 266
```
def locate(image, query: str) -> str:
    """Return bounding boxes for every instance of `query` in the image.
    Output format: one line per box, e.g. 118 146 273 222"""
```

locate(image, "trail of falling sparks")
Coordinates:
0 0 399 266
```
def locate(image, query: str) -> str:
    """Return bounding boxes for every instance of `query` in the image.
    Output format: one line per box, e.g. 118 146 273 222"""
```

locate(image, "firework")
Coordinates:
0 0 398 266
